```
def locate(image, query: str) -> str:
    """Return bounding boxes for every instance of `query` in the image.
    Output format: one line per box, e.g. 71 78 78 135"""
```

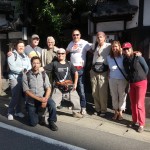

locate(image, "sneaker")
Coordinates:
128 122 138 128
8 114 14 121
57 106 63 109
81 108 87 115
73 112 83 118
14 112 25 118
49 122 58 131
138 126 144 133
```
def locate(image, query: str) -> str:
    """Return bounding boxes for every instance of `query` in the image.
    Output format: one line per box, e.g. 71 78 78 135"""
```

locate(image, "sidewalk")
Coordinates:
0 96 150 144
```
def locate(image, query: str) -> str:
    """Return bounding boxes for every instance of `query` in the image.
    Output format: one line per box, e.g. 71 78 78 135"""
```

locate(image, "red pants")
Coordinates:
129 80 147 126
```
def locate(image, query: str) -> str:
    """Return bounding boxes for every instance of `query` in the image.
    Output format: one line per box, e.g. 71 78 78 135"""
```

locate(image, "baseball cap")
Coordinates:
31 34 39 39
57 48 66 54
122 42 132 49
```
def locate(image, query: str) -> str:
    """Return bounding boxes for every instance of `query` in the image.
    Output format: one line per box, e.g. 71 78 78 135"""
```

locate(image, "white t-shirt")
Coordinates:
66 39 92 66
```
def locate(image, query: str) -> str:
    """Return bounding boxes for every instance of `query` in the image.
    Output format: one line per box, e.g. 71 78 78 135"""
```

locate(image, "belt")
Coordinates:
74 66 83 71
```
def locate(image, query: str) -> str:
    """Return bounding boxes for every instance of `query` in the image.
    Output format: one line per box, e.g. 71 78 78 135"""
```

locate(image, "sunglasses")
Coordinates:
123 48 130 51
57 53 65 55
73 34 80 36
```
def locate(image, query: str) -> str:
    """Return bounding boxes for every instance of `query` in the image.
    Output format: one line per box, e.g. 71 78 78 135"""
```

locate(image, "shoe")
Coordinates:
94 111 101 116
73 112 83 118
49 122 58 131
39 116 46 126
8 114 14 121
14 112 25 118
138 126 144 133
128 122 138 128
57 106 63 109
118 115 123 121
81 108 87 115
112 113 118 120
99 112 106 117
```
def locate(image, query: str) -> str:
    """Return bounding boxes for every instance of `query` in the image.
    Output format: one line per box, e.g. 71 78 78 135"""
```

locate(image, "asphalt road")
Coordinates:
0 114 150 150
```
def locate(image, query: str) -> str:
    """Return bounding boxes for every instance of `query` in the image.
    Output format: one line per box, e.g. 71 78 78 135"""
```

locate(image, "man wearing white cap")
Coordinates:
44 48 83 118
24 34 42 58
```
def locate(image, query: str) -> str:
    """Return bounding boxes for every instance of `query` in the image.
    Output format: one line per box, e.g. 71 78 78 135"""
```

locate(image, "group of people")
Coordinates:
7 30 149 133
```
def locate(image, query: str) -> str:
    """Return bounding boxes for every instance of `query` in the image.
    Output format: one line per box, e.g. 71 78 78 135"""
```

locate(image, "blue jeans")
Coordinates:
26 99 57 126
76 69 86 108
8 77 24 114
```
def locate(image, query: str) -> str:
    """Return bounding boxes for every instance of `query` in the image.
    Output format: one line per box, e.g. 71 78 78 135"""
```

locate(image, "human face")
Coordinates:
97 33 106 46
32 59 41 71
16 43 25 54
123 48 132 57
57 52 66 61
31 38 40 47
47 40 55 49
72 30 81 43
112 43 120 53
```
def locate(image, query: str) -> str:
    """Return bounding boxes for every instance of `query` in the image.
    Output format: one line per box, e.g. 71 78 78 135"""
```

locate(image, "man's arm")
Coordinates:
73 71 78 90
25 90 47 103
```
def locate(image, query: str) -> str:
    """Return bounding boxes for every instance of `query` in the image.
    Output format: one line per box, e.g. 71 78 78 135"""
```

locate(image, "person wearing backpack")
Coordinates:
7 40 31 121
22 56 58 131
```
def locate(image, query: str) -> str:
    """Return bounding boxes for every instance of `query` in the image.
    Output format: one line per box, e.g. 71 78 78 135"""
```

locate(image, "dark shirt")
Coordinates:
44 60 76 82
123 56 149 83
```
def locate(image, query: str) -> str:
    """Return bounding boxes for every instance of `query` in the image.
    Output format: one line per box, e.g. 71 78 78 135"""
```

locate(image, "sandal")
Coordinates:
118 115 123 120
112 113 118 120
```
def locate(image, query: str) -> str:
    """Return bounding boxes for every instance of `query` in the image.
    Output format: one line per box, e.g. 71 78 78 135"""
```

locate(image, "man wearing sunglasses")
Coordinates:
44 48 83 118
66 29 92 115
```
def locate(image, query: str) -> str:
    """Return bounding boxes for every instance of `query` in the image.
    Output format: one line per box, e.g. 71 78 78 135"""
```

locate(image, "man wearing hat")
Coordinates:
43 48 83 118
24 34 42 58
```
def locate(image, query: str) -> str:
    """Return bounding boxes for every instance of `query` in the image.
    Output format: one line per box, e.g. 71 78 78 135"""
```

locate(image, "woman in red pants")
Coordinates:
122 42 149 133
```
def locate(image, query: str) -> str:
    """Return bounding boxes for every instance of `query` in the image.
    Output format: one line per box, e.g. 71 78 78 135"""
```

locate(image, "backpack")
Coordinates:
12 52 17 61
26 70 46 84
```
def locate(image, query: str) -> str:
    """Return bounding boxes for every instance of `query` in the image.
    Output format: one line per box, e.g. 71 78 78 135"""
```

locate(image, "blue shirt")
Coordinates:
107 55 126 79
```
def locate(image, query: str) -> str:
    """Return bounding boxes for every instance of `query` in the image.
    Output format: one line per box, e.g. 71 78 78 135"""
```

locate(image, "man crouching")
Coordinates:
22 56 58 131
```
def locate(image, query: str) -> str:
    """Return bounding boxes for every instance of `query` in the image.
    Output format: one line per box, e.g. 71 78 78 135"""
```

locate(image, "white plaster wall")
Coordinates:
143 0 150 26
96 21 124 32
126 0 139 29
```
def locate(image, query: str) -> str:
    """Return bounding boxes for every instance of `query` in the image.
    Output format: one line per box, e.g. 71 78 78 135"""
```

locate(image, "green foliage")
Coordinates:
37 0 62 37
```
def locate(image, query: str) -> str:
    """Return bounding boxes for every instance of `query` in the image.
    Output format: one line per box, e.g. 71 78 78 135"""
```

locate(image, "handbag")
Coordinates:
55 80 73 92
92 62 108 73
113 58 130 93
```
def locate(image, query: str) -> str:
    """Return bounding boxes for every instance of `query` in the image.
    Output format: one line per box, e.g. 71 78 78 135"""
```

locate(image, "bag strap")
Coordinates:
113 57 128 81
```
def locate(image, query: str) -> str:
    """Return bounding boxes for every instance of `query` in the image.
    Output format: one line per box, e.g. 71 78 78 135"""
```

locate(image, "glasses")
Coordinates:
123 48 130 51
57 53 65 55
73 34 80 36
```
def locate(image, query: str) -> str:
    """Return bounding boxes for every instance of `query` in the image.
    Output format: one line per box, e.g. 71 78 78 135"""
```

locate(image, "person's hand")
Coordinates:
134 51 142 56
41 102 47 108
7 51 13 57
72 83 77 91
39 67 44 72
40 97 47 103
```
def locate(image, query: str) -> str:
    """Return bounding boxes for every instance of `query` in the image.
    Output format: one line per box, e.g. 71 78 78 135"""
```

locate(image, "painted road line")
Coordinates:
0 122 85 150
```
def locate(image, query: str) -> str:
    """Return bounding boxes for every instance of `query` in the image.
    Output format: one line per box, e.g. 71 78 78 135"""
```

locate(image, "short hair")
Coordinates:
47 36 55 44
72 29 81 35
15 40 25 48
31 56 41 64
110 41 122 58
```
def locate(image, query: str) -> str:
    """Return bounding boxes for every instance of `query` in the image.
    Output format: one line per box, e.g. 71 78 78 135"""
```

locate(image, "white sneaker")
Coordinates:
81 108 87 115
8 114 14 121
14 112 25 118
